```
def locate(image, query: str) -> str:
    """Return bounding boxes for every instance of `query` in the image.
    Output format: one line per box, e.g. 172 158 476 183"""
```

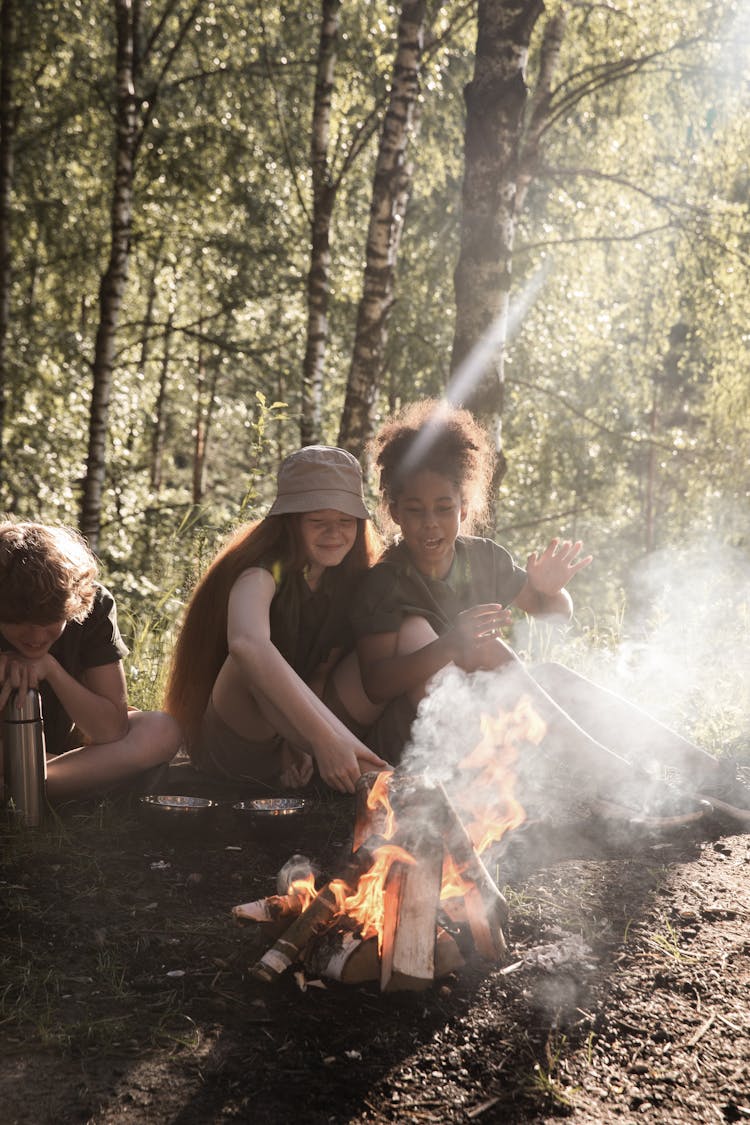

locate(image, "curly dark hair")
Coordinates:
369 399 495 533
0 520 98 624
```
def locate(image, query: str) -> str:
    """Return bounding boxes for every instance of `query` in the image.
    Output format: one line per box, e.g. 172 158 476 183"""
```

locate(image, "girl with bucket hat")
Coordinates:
165 447 388 793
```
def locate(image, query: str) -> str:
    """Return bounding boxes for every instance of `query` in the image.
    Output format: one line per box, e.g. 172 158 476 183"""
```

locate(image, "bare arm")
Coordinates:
357 604 514 705
512 538 592 620
0 650 129 744
227 569 386 792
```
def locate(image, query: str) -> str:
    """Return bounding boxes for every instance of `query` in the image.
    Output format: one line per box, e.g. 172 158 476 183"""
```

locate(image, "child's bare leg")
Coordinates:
46 710 181 802
213 654 373 757
329 651 384 728
530 662 717 777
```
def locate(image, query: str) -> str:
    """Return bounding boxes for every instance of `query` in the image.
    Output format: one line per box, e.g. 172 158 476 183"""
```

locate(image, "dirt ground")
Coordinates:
1 781 749 1125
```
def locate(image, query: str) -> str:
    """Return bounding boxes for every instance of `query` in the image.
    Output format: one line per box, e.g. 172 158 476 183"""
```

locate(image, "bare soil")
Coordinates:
1 782 748 1125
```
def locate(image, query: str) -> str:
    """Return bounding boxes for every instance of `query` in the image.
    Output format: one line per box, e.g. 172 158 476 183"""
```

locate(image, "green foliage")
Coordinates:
0 0 748 670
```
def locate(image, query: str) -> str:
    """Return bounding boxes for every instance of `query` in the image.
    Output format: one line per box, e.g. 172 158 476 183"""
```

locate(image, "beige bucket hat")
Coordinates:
267 446 370 519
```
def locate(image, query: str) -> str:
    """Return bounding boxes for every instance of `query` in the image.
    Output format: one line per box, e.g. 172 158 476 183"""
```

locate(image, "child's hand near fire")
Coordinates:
447 605 515 673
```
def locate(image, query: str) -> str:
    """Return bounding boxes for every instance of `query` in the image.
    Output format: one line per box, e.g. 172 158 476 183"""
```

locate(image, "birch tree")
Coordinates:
300 0 341 447
337 0 429 456
80 0 202 549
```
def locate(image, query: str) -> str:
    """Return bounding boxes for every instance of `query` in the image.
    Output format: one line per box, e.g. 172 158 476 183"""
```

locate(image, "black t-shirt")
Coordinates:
350 536 527 639
0 584 128 755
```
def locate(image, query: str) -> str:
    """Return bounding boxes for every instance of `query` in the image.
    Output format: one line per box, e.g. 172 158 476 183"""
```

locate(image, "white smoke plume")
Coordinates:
399 537 750 824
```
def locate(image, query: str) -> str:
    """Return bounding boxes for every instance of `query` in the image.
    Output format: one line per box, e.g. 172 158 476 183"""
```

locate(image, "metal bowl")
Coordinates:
140 794 217 831
231 796 310 838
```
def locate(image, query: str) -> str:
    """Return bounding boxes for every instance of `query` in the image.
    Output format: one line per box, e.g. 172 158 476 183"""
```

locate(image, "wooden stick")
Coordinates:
232 894 304 923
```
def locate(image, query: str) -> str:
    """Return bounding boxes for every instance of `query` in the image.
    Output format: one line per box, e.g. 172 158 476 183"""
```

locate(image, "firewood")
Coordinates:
232 894 304 923
435 782 509 961
249 834 386 982
304 927 380 984
435 926 465 976
354 771 440 847
353 770 394 851
380 826 443 992
439 896 468 924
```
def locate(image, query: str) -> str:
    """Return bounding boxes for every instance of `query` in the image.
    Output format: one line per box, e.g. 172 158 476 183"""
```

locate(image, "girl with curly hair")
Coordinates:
352 400 749 831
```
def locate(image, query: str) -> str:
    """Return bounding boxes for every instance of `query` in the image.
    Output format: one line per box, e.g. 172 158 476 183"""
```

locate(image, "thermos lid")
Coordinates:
3 688 43 723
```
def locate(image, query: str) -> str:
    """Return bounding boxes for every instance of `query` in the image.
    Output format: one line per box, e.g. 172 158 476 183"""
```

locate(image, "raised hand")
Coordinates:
525 538 592 597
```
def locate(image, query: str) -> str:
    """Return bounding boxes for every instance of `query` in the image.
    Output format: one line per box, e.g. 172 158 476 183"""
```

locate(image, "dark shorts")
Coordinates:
190 700 283 784
364 694 417 767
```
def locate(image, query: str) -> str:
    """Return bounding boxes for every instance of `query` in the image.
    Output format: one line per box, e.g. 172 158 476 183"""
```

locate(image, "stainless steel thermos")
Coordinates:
2 688 47 826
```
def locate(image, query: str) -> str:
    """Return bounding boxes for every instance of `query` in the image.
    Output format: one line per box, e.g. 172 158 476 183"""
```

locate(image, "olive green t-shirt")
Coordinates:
0 584 128 756
350 536 527 639
258 560 355 682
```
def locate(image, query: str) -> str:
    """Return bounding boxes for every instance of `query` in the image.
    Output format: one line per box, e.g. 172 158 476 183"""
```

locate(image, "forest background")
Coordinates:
0 0 748 750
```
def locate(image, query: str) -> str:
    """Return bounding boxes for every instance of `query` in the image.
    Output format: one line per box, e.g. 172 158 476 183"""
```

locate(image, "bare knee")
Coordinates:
127 710 183 764
398 615 437 655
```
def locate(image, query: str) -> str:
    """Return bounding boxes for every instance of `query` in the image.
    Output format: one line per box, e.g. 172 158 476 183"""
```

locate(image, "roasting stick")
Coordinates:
249 834 387 983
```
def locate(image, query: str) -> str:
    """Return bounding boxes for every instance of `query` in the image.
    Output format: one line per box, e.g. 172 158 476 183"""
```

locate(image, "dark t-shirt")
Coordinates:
258 560 355 682
0 584 128 756
350 536 527 639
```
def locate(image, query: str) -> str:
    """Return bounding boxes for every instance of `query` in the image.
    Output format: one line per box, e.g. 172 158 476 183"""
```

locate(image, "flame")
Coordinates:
439 854 473 901
288 872 318 912
455 694 545 855
330 843 416 953
367 769 396 839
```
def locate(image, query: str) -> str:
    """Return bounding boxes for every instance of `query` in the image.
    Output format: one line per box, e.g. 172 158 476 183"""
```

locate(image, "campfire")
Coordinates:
233 695 547 992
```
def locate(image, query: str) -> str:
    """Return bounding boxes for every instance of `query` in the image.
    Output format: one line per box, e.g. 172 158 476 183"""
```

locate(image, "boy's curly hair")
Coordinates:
0 520 99 625
369 399 495 534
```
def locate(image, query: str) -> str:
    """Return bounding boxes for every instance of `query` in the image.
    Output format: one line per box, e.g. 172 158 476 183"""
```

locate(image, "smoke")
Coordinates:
550 538 750 748
398 536 750 830
276 854 318 895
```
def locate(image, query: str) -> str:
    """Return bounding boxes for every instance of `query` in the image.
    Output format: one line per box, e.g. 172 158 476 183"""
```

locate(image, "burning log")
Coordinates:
435 782 509 960
304 927 380 984
249 834 386 983
304 925 464 984
353 770 394 850
380 825 444 992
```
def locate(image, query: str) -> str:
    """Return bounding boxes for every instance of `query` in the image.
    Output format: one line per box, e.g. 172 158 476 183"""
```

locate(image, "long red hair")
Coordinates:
164 513 380 747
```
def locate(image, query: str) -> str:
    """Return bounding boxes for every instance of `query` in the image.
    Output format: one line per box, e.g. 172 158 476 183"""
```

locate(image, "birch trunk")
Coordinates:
80 0 139 549
0 0 16 492
337 0 427 457
449 0 544 463
300 0 340 447
79 0 201 547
